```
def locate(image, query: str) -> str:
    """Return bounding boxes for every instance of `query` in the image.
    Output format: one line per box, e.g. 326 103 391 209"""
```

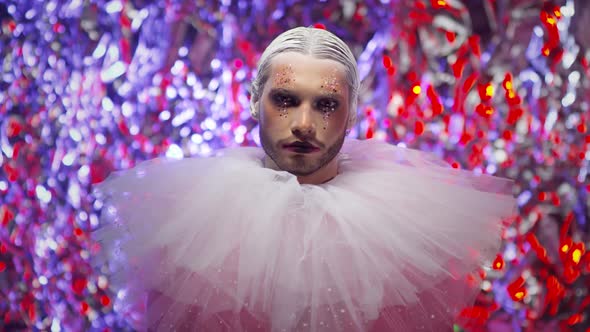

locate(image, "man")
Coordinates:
94 27 516 331
249 27 358 185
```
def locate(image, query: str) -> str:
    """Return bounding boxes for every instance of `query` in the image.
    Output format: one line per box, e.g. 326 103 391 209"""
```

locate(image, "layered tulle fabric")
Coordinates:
92 138 517 332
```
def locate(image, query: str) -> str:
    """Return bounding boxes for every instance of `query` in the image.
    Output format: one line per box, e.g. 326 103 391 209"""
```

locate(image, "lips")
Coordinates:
283 141 320 153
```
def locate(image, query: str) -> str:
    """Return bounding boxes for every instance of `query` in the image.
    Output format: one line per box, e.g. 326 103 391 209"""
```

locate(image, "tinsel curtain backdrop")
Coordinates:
0 0 589 331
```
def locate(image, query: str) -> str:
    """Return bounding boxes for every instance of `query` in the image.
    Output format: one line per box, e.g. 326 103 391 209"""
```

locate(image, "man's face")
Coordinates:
257 52 350 176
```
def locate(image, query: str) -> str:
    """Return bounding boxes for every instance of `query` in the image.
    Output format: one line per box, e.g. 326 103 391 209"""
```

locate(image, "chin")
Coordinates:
260 130 346 177
283 164 323 177
283 148 341 176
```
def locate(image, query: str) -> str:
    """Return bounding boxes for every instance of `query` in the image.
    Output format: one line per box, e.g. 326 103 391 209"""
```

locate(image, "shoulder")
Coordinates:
340 138 451 168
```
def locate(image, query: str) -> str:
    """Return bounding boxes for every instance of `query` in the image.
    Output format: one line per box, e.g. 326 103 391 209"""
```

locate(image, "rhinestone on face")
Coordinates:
320 70 341 131
272 65 293 119
279 101 289 118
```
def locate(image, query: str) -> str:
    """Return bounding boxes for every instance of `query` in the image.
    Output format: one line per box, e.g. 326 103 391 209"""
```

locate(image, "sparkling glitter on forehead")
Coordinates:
320 69 343 94
272 64 294 87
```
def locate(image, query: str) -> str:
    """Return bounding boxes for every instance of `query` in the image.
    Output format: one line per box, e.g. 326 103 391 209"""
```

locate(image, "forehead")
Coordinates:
267 52 348 90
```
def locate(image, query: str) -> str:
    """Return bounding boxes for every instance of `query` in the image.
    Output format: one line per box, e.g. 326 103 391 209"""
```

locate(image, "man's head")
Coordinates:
250 27 359 177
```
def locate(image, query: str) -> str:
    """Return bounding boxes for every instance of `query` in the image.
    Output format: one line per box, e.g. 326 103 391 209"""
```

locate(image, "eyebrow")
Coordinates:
268 88 345 101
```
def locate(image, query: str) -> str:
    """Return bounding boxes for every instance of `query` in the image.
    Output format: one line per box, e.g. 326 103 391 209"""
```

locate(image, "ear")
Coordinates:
250 100 260 120
348 116 355 129
346 109 355 131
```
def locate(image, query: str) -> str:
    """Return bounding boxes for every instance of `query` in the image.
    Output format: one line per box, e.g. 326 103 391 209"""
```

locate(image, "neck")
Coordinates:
263 155 339 185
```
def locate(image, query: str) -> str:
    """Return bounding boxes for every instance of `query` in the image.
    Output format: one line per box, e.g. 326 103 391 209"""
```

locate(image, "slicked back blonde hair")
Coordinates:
250 26 359 130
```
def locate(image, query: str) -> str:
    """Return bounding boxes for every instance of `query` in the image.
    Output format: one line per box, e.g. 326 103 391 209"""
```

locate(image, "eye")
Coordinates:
271 93 296 108
317 99 339 112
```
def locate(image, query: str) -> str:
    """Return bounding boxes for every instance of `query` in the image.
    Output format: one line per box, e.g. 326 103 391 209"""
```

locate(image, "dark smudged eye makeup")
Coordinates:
316 98 339 112
269 90 340 113
271 92 297 107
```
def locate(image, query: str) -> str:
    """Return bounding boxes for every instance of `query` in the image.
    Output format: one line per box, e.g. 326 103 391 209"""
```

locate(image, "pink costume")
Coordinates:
92 138 516 331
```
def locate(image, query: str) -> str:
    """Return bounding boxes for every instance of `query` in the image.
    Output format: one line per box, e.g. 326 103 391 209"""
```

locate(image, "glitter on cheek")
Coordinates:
279 101 289 118
322 111 331 130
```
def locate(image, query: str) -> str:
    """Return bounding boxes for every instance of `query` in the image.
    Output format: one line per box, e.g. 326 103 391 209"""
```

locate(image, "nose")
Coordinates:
291 104 316 138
